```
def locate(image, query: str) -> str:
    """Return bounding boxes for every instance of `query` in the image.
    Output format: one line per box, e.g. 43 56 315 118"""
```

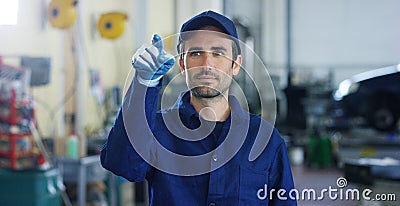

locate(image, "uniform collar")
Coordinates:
170 91 249 124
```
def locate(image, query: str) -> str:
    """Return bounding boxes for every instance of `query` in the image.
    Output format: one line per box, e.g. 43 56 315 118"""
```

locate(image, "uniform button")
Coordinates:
212 154 218 162
209 202 216 206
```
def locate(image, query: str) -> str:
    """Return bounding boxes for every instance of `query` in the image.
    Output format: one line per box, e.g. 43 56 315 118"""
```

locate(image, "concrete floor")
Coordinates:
292 164 399 206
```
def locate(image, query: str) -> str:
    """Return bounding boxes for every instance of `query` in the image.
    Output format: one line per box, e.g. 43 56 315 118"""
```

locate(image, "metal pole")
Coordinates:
286 0 292 87
57 30 65 138
74 1 87 157
134 0 148 49
173 0 178 32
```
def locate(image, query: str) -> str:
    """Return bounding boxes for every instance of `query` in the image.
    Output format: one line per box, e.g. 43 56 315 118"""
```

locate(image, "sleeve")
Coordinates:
268 132 298 206
100 75 162 182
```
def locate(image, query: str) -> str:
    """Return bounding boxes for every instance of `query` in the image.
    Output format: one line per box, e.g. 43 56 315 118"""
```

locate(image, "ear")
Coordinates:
232 54 242 76
179 59 186 76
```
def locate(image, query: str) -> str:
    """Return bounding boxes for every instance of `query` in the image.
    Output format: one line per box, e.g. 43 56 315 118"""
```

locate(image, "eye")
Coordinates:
213 51 224 57
189 51 202 57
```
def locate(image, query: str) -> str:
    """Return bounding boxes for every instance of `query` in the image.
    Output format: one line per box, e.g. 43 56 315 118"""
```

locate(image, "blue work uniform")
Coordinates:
101 77 297 205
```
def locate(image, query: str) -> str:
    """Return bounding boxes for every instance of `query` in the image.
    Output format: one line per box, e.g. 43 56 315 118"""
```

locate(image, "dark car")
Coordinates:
332 64 400 131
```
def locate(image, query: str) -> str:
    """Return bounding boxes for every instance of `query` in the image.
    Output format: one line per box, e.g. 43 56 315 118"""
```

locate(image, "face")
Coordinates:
179 30 242 99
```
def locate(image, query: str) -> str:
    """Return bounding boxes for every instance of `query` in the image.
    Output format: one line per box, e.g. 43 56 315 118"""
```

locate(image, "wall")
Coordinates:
1 0 63 137
0 0 218 138
0 0 137 137
4 0 398 138
262 0 400 86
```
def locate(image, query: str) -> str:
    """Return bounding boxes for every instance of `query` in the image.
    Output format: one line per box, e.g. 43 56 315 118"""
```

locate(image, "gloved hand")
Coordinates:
132 34 175 86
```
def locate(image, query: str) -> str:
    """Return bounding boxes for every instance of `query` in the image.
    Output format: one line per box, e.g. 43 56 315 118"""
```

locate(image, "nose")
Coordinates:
200 52 214 68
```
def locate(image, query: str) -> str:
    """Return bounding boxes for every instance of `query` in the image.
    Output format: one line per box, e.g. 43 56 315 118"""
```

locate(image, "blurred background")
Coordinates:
0 0 399 205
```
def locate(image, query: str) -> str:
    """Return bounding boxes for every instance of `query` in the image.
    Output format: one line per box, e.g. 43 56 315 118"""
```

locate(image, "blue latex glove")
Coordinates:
132 34 175 86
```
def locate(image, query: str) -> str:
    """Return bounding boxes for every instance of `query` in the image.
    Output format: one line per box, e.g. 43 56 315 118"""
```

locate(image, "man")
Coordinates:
101 10 297 205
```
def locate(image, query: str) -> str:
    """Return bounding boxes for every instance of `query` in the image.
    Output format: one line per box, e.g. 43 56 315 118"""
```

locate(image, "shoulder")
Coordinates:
241 113 287 160
247 114 284 146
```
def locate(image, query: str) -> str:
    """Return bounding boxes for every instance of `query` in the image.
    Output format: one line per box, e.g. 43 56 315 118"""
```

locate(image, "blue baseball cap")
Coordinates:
179 10 241 54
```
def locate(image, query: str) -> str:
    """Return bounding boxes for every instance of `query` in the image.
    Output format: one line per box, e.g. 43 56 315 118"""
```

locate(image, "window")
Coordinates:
0 0 19 25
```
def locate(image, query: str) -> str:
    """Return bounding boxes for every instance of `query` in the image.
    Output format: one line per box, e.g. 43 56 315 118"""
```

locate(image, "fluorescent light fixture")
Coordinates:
0 0 19 25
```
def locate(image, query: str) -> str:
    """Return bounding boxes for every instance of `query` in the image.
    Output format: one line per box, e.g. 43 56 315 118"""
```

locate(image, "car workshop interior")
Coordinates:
0 0 399 205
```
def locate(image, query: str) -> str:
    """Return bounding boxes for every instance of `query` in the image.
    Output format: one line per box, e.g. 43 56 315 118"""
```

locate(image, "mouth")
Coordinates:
196 75 217 80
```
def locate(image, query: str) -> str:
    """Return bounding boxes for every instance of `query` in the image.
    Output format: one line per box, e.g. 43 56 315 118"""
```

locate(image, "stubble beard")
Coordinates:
188 68 232 99
191 85 222 99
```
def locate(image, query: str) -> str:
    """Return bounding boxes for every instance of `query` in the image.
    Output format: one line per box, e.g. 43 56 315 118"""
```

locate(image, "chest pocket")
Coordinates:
239 166 269 205
152 174 208 206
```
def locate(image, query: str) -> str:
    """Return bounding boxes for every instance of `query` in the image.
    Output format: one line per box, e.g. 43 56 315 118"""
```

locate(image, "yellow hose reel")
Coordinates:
97 12 127 40
48 0 78 29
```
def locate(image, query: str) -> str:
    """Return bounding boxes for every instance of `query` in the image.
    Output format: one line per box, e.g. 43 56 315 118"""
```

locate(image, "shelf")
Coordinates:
0 133 33 137
0 117 30 124
0 89 36 169
0 98 32 105
0 151 34 158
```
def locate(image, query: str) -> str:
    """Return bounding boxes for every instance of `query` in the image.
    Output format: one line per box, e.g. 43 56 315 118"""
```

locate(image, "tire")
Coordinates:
370 101 398 131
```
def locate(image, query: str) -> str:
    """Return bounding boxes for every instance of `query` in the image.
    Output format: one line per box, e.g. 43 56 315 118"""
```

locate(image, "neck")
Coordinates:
190 92 230 122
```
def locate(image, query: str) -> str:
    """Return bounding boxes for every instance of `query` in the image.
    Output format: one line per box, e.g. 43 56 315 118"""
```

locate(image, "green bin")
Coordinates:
0 168 61 206
308 133 332 167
